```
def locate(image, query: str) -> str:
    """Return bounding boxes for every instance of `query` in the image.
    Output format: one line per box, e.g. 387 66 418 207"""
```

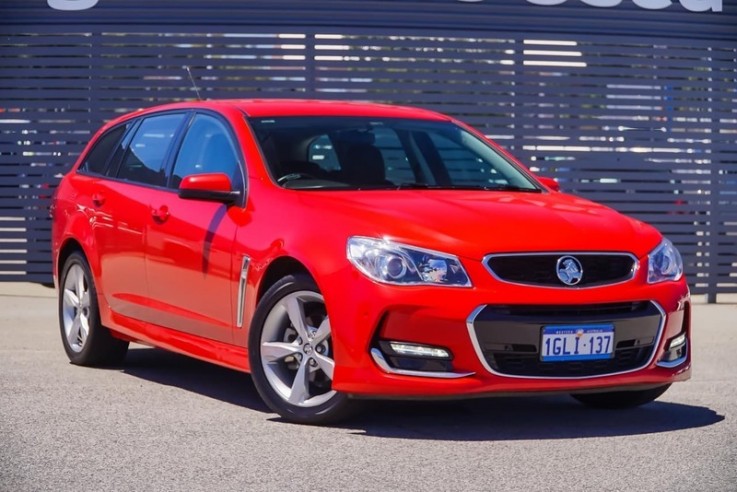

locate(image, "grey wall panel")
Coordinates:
0 0 735 300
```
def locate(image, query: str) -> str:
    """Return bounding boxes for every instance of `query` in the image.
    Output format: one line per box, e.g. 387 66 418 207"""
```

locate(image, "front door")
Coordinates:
144 112 246 343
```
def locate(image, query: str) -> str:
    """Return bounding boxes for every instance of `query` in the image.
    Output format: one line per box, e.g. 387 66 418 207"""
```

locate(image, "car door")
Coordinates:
88 112 187 321
144 112 245 343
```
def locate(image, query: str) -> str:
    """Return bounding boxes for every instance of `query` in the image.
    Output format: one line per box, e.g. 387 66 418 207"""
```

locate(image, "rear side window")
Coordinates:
79 124 128 175
116 113 185 187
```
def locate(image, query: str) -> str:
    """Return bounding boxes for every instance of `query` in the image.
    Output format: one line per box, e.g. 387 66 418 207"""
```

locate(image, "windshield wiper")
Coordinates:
483 184 542 193
393 183 542 193
393 183 436 190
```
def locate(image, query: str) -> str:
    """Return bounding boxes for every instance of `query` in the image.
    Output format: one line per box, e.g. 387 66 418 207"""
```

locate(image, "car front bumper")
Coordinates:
325 262 691 398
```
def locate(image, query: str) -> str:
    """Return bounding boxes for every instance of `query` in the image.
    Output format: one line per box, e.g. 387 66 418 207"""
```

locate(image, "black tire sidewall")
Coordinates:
58 252 124 365
248 274 351 424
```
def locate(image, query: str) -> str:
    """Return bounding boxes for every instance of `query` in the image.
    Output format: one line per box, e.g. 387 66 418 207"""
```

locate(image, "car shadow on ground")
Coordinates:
122 347 269 413
121 347 724 441
341 397 724 441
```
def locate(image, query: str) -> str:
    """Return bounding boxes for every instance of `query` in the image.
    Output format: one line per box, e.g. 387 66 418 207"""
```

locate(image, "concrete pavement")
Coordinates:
1 284 735 492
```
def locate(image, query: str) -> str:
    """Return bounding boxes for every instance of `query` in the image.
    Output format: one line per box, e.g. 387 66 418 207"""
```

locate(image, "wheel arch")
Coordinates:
54 199 103 284
256 256 313 303
57 237 86 279
55 234 105 305
247 258 354 424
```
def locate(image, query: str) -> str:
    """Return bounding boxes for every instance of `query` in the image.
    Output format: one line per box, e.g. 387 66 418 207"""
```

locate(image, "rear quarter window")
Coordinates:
79 124 129 175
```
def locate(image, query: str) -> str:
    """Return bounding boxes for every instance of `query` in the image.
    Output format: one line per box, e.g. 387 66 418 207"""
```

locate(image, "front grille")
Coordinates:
488 346 652 377
487 301 651 319
485 254 636 287
469 302 662 378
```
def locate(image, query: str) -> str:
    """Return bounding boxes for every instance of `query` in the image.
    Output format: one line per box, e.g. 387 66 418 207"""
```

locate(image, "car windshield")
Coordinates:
248 116 540 192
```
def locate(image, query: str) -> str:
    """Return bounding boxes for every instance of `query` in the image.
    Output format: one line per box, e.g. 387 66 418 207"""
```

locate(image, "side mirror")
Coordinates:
537 176 560 192
178 173 240 203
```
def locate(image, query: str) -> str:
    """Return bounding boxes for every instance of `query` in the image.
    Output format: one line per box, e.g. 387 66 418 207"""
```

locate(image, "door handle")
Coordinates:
151 205 170 223
91 193 105 206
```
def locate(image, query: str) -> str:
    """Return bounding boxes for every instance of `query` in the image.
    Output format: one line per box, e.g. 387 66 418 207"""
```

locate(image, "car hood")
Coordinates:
296 190 662 260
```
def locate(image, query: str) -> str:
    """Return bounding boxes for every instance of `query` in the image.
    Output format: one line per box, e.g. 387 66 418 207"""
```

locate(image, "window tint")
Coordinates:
171 114 241 189
117 113 185 186
80 124 128 175
104 122 137 177
428 132 510 187
373 128 414 184
250 117 537 191
308 135 340 172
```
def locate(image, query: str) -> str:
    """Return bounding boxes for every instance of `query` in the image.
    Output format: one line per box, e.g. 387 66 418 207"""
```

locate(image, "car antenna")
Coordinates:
184 65 202 101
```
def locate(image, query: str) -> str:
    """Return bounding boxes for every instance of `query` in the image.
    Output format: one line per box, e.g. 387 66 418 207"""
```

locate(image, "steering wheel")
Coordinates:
277 173 318 184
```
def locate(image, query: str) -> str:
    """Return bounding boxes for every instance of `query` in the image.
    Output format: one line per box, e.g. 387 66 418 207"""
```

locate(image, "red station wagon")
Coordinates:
51 100 691 424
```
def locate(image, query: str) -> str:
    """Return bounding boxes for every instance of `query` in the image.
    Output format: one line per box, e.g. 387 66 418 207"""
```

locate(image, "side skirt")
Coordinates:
108 311 249 373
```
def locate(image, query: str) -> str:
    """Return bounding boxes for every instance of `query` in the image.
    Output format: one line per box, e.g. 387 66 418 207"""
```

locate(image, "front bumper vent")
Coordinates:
468 302 663 378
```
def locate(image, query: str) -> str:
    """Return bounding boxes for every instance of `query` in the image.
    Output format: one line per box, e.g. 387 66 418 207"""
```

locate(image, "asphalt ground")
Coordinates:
1 283 735 492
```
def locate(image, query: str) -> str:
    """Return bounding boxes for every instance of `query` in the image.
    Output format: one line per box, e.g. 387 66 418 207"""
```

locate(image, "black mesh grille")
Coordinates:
488 347 652 377
487 302 651 318
470 302 661 378
485 254 636 287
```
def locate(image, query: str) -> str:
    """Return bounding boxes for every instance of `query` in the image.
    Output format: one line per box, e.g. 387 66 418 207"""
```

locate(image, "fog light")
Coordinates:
658 331 688 367
669 332 687 350
374 341 455 373
388 342 450 359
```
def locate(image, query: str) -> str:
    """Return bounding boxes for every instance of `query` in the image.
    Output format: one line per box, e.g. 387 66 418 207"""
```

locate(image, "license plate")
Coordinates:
541 324 614 362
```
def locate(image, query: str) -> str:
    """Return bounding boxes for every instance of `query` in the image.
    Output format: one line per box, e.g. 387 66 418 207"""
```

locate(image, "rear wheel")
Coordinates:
571 384 671 409
59 252 128 366
248 274 355 425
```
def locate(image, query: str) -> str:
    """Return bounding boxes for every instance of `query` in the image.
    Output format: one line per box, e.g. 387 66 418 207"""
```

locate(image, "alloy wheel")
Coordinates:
61 263 91 353
259 290 336 408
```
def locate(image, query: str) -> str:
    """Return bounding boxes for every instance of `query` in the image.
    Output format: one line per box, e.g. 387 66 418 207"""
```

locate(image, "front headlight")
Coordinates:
647 238 684 284
347 237 472 287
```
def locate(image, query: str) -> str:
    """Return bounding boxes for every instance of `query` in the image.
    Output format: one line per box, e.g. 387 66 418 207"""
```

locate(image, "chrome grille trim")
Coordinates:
465 301 666 380
483 252 639 289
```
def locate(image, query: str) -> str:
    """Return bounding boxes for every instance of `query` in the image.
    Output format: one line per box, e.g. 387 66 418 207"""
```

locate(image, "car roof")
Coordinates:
108 99 451 126
234 99 450 120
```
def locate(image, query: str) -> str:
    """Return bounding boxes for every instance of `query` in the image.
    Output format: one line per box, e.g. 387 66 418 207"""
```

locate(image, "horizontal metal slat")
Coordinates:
0 6 734 294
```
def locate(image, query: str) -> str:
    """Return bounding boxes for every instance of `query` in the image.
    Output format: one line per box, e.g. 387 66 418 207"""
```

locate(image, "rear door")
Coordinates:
144 112 245 342
90 112 187 321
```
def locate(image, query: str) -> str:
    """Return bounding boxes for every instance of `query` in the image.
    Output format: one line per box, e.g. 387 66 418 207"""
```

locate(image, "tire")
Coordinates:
58 252 129 366
571 384 671 409
248 274 355 425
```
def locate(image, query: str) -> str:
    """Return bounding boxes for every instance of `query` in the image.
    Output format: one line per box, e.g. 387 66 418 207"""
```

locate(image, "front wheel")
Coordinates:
571 384 671 409
248 274 355 425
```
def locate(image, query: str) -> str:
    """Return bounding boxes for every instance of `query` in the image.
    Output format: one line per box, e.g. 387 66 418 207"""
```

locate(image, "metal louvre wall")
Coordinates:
0 1 736 299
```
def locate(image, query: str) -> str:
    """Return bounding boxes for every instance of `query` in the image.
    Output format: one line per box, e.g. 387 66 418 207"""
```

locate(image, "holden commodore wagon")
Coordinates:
51 100 691 424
